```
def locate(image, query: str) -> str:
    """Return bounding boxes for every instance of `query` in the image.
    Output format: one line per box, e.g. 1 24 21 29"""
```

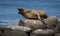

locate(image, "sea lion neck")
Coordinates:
18 10 28 18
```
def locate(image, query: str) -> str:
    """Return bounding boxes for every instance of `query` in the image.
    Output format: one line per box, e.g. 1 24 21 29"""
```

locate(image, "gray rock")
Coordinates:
54 21 60 33
55 33 60 36
18 19 47 31
0 27 12 36
0 31 1 36
7 25 32 34
30 29 55 36
44 16 58 29
0 27 11 31
2 30 28 36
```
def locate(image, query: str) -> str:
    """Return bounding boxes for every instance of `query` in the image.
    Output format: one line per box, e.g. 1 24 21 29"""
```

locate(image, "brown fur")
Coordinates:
18 8 48 20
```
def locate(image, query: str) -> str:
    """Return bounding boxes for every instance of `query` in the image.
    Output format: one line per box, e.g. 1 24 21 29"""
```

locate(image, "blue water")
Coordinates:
0 0 60 26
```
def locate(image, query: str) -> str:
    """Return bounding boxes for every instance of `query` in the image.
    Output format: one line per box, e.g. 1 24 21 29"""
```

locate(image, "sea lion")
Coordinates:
18 8 48 20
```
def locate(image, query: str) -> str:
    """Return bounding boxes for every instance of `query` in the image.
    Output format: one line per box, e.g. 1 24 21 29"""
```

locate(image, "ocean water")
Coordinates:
0 0 60 27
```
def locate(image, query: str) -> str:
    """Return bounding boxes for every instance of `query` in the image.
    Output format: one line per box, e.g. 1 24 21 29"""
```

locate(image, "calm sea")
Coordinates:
0 0 60 27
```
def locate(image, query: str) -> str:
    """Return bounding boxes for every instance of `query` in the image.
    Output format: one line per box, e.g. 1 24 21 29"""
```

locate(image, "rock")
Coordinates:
0 31 1 36
30 29 55 36
18 19 47 31
0 27 12 36
7 25 32 35
54 21 60 33
0 27 11 33
55 33 60 36
0 27 11 31
2 30 28 36
44 16 58 29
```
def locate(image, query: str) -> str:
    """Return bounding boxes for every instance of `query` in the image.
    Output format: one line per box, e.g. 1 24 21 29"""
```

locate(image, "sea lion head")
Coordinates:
39 11 48 19
18 8 24 14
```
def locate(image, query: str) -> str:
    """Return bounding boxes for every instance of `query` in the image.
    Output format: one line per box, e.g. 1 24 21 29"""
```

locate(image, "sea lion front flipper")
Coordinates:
37 14 42 21
37 14 47 25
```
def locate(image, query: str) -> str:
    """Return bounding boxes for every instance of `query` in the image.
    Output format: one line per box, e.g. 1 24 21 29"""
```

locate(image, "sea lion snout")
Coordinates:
18 8 25 14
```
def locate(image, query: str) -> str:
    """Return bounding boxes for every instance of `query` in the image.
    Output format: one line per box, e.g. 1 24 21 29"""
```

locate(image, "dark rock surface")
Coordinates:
7 25 32 36
55 33 60 36
30 29 55 36
0 31 1 36
1 30 28 36
44 16 58 29
54 21 60 33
